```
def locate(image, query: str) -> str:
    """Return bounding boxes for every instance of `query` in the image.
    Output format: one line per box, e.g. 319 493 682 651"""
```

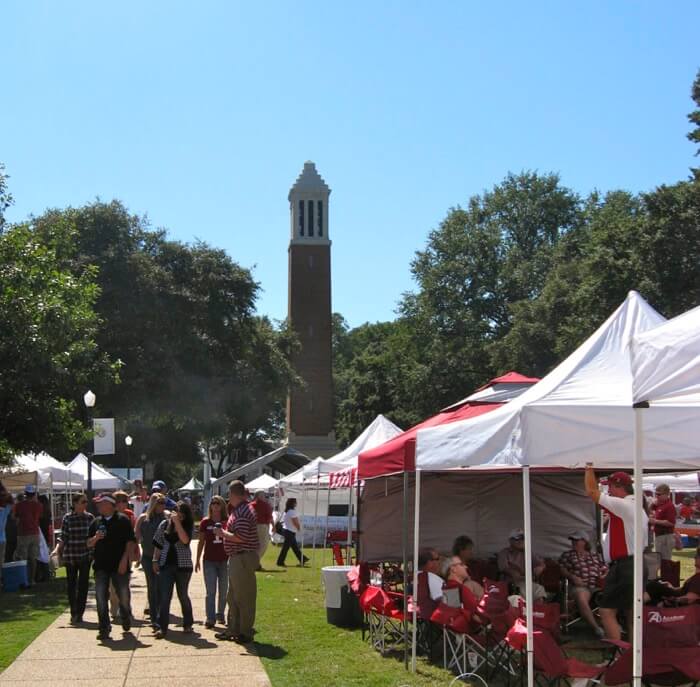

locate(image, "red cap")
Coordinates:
609 471 632 486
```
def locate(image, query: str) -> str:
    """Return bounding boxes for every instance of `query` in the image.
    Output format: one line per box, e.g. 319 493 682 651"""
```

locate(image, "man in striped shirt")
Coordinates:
214 480 259 644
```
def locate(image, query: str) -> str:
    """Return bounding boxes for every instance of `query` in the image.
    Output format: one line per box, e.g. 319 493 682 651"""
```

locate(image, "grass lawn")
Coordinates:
255 546 453 687
0 567 67 672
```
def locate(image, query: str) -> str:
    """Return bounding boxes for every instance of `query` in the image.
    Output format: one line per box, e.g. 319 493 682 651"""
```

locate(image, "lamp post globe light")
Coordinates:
125 435 133 481
83 390 96 502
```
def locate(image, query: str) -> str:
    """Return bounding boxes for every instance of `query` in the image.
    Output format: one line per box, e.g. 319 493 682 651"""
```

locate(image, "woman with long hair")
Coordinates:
135 493 166 625
152 500 194 638
276 498 309 567
195 495 228 628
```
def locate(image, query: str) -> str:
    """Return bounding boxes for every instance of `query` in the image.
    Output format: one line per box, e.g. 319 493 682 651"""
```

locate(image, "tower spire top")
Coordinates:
288 161 331 199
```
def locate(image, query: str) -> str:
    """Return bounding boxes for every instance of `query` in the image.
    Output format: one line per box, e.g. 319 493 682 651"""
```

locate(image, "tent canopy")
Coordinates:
245 473 278 491
414 291 700 472
359 373 539 479
179 477 203 491
24 452 83 489
642 472 700 493
67 453 125 490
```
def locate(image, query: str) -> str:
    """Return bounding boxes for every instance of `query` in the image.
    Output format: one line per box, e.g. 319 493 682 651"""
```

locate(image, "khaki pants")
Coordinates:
15 534 40 585
655 533 675 562
257 524 270 563
226 550 258 637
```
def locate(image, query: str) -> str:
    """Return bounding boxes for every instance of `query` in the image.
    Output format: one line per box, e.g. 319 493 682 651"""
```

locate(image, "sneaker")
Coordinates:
183 625 194 633
215 630 235 641
97 630 110 642
154 630 166 640
234 634 253 644
205 621 215 629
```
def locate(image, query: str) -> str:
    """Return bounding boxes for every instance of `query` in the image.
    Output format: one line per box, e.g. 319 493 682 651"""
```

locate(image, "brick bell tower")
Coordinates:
286 161 338 458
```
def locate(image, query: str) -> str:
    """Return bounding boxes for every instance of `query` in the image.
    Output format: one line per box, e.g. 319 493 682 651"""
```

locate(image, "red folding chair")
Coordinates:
604 604 700 686
660 558 681 587
331 543 344 565
360 585 407 655
507 618 605 686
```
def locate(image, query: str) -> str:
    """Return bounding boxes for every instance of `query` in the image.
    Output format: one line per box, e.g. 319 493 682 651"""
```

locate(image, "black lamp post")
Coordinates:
125 435 133 481
83 390 96 501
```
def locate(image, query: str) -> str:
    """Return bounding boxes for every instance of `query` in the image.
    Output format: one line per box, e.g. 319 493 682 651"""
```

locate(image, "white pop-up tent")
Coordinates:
29 452 83 490
642 472 700 493
179 477 203 492
411 291 700 684
246 473 278 491
67 453 125 491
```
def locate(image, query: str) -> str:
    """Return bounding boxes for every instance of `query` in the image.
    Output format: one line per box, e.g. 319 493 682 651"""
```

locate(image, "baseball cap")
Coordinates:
568 530 589 541
608 471 632 486
152 480 167 492
93 494 116 504
24 484 37 494
509 528 525 540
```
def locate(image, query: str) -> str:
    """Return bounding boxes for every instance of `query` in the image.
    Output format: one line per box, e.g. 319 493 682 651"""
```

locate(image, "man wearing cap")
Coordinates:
584 465 648 640
13 485 43 586
151 480 177 510
559 531 608 637
649 483 677 562
87 494 136 641
497 528 547 601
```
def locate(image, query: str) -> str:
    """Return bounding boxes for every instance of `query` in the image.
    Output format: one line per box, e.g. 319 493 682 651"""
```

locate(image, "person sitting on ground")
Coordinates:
497 528 547 601
559 530 608 637
655 547 700 606
450 536 485 599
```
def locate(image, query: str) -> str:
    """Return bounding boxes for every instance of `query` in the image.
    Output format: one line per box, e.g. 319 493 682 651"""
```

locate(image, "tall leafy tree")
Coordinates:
688 68 700 179
0 221 116 464
0 162 13 231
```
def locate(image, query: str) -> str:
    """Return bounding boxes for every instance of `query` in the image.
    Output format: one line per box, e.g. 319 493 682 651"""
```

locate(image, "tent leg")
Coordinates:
323 482 331 564
632 408 645 687
523 465 534 687
402 470 409 671
300 478 306 564
411 469 421 673
311 465 320 569
346 483 352 563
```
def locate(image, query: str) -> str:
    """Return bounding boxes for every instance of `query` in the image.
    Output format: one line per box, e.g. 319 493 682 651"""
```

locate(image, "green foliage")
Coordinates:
689 68 700 178
0 222 116 464
0 162 12 231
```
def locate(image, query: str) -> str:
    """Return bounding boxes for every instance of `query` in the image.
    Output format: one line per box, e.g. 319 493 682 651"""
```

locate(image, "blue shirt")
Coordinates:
0 505 11 544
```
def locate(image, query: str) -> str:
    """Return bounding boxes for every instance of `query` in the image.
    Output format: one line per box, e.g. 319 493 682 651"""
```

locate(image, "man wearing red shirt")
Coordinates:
585 466 648 641
14 485 43 585
251 491 273 568
650 483 677 562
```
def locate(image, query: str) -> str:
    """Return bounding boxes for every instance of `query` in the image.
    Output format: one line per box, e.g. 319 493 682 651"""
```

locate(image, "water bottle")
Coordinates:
97 523 107 540
214 522 222 544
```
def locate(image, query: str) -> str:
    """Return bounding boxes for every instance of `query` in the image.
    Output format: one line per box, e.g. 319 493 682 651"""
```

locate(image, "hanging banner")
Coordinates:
93 418 115 455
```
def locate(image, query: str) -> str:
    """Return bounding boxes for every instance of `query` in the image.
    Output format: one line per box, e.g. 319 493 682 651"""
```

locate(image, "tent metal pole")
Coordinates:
411 469 421 673
311 463 321 569
323 481 331 563
300 477 306 560
523 465 534 687
632 408 645 687
402 470 409 670
355 476 361 562
346 481 352 563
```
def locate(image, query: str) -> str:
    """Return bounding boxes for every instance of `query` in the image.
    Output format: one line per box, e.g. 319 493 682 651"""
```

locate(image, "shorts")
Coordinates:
599 556 645 610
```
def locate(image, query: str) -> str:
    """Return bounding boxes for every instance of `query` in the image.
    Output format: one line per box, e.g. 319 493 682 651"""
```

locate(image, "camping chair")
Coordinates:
347 563 370 640
360 585 408 655
331 543 345 565
660 558 681 587
507 618 606 687
412 571 442 661
604 604 700 686
540 560 563 598
561 576 603 634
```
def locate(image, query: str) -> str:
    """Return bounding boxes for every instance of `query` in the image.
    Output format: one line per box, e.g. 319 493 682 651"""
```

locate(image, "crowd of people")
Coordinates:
0 477 277 645
414 467 700 644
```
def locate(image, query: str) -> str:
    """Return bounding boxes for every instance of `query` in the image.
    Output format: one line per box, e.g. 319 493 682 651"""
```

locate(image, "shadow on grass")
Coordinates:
250 641 288 660
0 579 66 623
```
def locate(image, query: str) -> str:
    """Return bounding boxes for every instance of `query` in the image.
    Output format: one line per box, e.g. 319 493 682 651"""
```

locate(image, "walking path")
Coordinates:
0 547 272 687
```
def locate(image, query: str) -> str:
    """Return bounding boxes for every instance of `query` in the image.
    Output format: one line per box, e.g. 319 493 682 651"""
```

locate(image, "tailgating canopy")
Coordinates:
29 452 83 489
642 472 700 492
246 473 278 491
414 291 700 471
359 373 539 479
179 477 203 491
67 453 126 490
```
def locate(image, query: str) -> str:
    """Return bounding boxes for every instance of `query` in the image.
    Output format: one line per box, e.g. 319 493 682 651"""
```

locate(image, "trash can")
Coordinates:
322 565 363 628
2 560 29 592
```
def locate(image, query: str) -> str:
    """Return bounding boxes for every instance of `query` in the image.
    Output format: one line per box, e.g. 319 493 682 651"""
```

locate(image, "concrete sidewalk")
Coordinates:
0 550 272 687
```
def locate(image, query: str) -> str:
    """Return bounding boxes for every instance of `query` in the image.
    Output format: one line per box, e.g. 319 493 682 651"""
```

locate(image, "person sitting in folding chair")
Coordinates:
653 547 700 606
559 530 608 637
442 554 484 601
497 528 547 601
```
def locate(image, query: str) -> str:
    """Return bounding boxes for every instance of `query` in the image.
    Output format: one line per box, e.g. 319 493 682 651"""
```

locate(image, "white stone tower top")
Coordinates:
288 161 331 244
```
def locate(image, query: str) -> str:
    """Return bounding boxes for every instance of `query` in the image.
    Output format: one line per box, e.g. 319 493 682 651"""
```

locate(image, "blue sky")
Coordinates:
2 1 698 327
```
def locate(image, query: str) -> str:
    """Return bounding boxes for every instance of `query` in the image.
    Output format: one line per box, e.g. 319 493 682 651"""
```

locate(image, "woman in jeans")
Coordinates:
152 501 194 639
276 498 309 567
135 494 166 627
195 495 228 628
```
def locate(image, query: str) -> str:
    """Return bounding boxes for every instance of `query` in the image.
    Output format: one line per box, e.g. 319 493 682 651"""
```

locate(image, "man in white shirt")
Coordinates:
585 465 648 640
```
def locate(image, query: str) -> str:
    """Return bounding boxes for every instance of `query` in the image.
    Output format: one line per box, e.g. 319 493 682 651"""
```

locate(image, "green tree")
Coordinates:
0 162 13 231
0 221 116 464
688 68 700 178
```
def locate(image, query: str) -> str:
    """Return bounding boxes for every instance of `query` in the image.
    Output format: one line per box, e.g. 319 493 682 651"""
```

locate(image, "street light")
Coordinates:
125 435 133 481
83 390 96 502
